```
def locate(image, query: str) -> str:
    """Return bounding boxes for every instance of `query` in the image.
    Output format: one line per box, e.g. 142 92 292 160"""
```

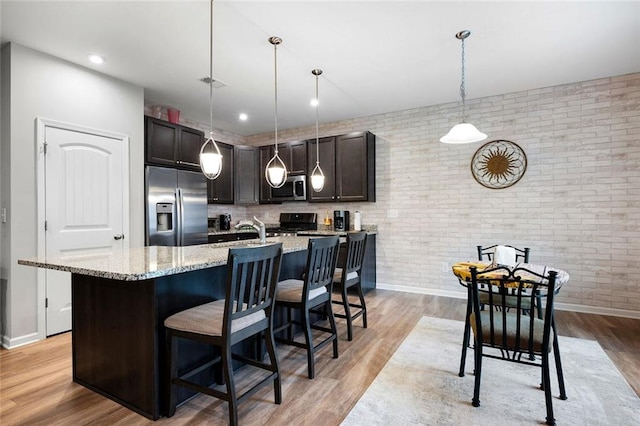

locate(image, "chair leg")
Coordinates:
222 344 239 426
356 283 368 329
459 300 472 377
552 322 567 400
166 332 178 417
472 340 482 407
326 299 339 359
342 285 353 341
265 325 282 404
542 351 556 425
302 307 315 379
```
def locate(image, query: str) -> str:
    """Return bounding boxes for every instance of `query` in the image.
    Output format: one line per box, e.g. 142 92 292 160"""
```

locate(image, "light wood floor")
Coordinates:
1 290 639 425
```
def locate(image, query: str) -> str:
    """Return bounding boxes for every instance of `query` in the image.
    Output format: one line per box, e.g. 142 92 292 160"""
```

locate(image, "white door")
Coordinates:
44 125 127 336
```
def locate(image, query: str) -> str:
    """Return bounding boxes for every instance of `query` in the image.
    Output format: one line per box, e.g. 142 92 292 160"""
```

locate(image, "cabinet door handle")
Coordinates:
114 234 124 240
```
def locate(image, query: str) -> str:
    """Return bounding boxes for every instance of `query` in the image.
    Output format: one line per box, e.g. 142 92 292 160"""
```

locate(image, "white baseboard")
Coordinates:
376 282 640 320
1 332 40 350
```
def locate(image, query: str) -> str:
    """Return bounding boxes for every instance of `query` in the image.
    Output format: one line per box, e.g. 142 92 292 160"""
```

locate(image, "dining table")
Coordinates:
452 261 570 289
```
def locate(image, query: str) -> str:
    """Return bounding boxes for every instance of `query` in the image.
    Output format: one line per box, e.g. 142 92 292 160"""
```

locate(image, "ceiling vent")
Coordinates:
200 77 227 89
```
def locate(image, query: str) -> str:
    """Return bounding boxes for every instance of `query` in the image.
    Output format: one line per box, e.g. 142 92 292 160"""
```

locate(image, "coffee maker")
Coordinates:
219 213 231 231
333 210 350 232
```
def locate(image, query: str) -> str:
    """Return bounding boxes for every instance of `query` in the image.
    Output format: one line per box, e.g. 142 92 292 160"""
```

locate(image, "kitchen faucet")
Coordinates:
235 216 266 244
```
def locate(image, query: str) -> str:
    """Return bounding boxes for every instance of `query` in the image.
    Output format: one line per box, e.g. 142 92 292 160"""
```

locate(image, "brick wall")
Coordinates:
242 73 640 315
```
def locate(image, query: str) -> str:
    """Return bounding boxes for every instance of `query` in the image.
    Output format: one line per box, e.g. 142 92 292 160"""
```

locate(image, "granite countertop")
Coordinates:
18 236 311 282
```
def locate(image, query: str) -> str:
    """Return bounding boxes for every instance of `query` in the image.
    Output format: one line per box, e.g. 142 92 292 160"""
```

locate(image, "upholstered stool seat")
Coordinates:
276 279 327 303
165 300 266 336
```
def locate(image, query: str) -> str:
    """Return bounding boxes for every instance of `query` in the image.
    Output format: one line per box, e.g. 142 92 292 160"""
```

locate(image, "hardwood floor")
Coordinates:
1 290 639 425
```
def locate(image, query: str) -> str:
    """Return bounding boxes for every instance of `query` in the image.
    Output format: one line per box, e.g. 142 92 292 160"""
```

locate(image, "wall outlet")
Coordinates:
387 209 399 219
1 208 6 223
441 262 449 273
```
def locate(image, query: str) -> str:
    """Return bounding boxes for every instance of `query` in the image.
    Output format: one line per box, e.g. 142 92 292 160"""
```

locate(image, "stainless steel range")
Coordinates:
266 213 317 237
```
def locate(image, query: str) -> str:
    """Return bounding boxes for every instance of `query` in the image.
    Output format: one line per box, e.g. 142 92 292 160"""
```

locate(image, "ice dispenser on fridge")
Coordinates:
156 203 173 232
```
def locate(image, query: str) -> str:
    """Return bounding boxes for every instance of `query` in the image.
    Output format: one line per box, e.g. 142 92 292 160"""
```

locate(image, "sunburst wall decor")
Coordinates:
470 140 527 189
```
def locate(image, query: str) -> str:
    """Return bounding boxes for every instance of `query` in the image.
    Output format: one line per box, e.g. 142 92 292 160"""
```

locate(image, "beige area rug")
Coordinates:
342 316 640 425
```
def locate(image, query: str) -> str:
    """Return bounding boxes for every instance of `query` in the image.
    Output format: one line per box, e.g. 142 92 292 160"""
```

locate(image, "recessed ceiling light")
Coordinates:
88 54 105 65
238 113 248 121
310 98 319 107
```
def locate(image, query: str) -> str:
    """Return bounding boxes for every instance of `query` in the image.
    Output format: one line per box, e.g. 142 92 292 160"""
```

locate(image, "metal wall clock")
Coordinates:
470 140 527 189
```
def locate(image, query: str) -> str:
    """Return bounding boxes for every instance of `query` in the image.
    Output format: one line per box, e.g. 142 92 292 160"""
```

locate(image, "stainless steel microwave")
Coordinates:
271 175 307 201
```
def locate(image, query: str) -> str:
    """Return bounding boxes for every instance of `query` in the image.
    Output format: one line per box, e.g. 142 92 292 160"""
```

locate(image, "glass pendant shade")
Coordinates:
310 163 325 192
265 153 286 188
200 132 222 179
440 122 487 144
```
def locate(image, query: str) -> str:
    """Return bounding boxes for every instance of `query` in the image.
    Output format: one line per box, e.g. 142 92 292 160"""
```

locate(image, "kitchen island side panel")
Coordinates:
70 249 308 420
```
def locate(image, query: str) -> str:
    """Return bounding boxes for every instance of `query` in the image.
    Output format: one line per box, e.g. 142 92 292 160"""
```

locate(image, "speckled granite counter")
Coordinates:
18 236 310 281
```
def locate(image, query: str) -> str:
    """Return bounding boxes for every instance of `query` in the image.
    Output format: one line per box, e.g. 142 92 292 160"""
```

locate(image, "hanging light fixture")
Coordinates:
310 69 325 192
440 30 487 144
199 0 223 180
265 36 288 188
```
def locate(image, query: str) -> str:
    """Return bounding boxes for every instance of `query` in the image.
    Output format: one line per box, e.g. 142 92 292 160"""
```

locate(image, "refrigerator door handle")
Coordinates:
176 188 183 246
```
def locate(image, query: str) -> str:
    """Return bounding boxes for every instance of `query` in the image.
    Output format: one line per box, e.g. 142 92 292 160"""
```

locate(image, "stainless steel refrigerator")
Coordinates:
145 166 208 246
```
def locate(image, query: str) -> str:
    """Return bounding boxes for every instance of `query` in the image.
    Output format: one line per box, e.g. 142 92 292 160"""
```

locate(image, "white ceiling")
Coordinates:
2 1 639 136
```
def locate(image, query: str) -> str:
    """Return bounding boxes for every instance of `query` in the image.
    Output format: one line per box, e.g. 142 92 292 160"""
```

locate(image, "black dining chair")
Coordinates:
332 231 368 341
466 264 567 425
459 244 532 377
164 243 283 426
274 236 340 379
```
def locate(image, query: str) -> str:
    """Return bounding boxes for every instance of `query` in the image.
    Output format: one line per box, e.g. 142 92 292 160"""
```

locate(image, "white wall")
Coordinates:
243 73 640 317
0 43 144 347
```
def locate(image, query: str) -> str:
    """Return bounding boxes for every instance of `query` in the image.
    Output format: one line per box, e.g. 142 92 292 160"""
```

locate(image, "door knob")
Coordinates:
114 234 124 240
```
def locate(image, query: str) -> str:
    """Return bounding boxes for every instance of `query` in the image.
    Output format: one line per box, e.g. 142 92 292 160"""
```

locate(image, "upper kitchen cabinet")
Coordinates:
207 141 234 204
280 140 307 175
145 116 205 171
308 131 376 202
234 145 259 205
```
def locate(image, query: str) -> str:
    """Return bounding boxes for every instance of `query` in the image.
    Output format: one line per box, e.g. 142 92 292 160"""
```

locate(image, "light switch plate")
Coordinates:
387 209 399 219
1 208 6 223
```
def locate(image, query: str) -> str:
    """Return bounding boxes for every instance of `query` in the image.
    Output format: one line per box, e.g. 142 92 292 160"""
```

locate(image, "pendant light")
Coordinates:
265 36 288 188
310 69 325 192
199 0 223 180
440 30 487 144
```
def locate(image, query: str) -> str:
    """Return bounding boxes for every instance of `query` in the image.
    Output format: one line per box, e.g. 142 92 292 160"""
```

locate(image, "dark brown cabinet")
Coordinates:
234 146 259 205
145 116 205 171
307 131 375 202
207 142 234 204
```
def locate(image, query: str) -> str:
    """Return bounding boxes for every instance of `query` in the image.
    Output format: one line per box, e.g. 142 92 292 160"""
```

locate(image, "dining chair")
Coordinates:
164 243 283 426
332 232 368 341
459 244 532 377
466 264 567 426
274 236 340 379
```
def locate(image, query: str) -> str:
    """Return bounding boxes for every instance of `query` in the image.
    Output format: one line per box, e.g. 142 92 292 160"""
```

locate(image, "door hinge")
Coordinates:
43 142 48 155
44 220 48 231
45 298 48 308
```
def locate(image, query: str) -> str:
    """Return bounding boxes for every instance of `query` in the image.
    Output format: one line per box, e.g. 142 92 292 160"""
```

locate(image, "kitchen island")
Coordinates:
18 233 377 420
18 237 311 420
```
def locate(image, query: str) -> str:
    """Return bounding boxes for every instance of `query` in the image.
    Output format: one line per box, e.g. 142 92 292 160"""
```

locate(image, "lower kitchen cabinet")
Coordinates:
207 141 234 204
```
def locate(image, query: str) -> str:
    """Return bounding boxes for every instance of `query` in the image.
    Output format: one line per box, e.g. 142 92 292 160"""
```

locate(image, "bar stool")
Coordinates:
332 231 368 341
274 236 340 379
164 243 283 426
